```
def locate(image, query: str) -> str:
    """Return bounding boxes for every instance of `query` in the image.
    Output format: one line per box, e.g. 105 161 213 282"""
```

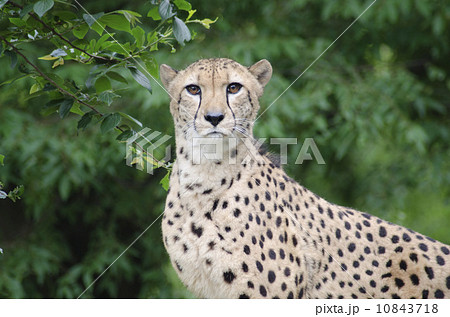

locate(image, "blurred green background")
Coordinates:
0 0 449 298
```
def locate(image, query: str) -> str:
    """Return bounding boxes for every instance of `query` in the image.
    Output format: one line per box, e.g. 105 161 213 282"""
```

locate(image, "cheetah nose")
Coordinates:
204 112 225 127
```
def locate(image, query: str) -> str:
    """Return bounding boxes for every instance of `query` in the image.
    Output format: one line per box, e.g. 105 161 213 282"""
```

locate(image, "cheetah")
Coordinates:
159 58 450 299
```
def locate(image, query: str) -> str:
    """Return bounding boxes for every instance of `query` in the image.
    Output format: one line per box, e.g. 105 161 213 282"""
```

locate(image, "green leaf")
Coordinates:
107 43 129 55
20 4 34 18
131 26 145 48
83 12 104 27
39 54 59 61
118 112 143 127
106 71 127 84
0 0 9 10
33 0 54 18
159 0 175 21
41 105 58 116
160 170 171 191
58 99 73 119
140 52 159 79
9 18 27 27
0 154 4 165
98 90 120 106
100 14 131 33
118 10 142 27
174 0 192 11
173 17 191 46
77 112 93 130
187 9 196 20
94 76 111 94
116 129 135 141
8 185 24 202
196 17 218 29
73 24 89 39
70 103 84 116
128 66 152 93
94 33 113 51
30 83 40 94
90 20 105 36
101 113 121 134
147 7 161 21
0 74 30 86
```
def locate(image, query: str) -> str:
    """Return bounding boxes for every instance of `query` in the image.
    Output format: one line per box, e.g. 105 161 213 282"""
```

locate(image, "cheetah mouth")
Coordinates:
203 128 230 137
207 131 225 137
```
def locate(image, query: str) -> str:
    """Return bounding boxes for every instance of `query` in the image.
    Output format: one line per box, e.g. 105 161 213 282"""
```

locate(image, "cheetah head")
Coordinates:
160 58 272 141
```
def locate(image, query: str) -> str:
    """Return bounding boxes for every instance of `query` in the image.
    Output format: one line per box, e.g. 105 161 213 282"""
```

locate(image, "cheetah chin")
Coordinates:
159 58 450 299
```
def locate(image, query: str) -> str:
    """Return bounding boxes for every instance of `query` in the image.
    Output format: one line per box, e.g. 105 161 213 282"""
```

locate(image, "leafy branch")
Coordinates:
0 155 24 202
0 0 216 180
8 1 110 62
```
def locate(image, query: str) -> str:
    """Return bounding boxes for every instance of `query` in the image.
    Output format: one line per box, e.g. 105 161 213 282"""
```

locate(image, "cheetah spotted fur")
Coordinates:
159 58 450 299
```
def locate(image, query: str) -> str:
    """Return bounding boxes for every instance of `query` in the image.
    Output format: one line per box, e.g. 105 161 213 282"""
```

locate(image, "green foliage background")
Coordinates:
1 0 449 298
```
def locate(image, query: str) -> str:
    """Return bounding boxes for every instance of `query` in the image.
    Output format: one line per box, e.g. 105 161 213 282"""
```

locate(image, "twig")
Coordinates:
0 38 165 167
9 1 110 62
0 35 102 114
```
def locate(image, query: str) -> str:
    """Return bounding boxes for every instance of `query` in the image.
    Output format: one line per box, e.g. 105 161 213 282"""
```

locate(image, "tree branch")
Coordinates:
0 35 165 167
0 35 102 115
9 1 111 62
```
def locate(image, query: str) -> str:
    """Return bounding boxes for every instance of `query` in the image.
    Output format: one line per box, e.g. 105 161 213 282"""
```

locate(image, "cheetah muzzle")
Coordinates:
159 58 450 299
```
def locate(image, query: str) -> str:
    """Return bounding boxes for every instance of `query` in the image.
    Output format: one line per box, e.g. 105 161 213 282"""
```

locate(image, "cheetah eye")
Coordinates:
227 83 242 94
186 85 201 95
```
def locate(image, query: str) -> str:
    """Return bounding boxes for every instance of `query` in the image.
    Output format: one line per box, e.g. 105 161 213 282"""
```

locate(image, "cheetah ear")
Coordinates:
249 59 272 87
160 64 178 89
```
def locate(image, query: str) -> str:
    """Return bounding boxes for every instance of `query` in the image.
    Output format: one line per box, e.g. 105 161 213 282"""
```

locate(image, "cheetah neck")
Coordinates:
173 132 264 192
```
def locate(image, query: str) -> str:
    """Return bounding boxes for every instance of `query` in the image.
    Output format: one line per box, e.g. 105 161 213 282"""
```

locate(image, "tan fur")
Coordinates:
160 58 450 299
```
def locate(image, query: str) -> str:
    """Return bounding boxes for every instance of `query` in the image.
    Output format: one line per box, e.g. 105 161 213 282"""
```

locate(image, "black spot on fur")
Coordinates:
223 270 235 283
419 243 428 252
327 208 334 219
395 278 405 288
256 261 263 272
348 243 356 252
259 285 267 297
263 250 275 262
425 266 434 280
399 260 407 271
268 271 276 283
191 223 203 237
402 233 411 242
410 274 419 285
391 235 399 243
435 290 444 299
